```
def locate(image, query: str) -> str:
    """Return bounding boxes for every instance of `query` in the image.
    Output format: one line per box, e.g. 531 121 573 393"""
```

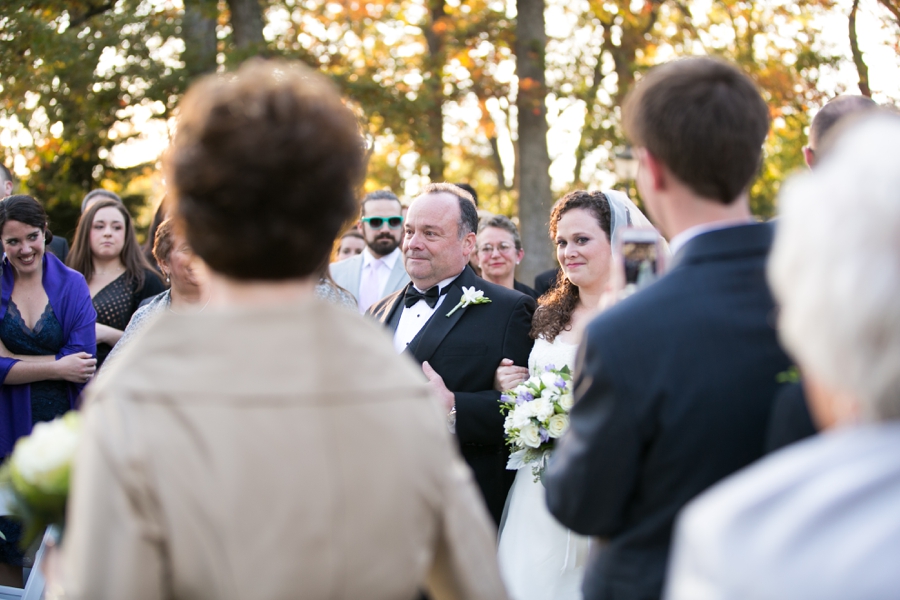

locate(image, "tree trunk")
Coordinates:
182 0 218 79
422 0 447 180
226 0 266 56
849 0 872 97
515 0 554 285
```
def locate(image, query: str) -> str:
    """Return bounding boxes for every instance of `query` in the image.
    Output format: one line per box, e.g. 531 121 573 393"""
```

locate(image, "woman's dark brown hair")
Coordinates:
530 190 611 342
67 198 155 289
166 59 365 280
0 195 53 244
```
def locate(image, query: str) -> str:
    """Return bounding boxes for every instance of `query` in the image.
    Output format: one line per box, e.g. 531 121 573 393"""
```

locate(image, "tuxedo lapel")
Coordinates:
373 285 408 333
408 268 478 363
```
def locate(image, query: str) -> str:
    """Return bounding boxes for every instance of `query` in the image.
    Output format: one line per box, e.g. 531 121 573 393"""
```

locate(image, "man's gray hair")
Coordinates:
478 214 522 250
769 112 900 421
420 182 478 238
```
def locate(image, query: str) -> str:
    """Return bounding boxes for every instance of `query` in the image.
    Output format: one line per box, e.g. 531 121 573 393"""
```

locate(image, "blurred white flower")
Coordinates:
461 287 485 303
511 404 534 428
532 396 555 421
12 413 80 493
540 371 560 391
547 414 569 438
558 392 575 411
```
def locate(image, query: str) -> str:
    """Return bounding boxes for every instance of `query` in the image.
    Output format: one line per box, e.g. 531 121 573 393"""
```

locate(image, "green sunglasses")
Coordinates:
361 216 403 229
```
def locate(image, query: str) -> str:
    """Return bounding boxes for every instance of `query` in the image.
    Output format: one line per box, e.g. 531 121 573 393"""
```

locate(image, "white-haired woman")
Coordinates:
665 112 900 600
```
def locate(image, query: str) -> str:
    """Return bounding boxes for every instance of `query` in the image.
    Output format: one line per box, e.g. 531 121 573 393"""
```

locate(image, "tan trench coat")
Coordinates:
61 298 508 600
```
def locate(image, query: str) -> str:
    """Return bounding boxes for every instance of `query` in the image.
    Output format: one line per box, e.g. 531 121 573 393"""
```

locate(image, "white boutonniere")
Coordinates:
446 286 491 317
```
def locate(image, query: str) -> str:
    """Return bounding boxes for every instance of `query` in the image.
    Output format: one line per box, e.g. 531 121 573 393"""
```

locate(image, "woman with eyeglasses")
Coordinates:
475 214 539 300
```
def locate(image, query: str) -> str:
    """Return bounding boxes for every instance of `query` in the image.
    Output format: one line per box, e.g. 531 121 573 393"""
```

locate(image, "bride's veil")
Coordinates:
604 189 670 259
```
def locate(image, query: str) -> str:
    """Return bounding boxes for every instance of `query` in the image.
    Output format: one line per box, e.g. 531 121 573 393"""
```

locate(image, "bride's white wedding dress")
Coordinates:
497 336 590 600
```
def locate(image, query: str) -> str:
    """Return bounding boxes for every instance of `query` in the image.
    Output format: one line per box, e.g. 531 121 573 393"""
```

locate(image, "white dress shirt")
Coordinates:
358 247 401 313
393 274 460 353
665 423 900 600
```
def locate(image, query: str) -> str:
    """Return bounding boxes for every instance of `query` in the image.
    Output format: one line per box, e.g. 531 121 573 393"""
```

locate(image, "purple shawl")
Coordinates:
0 252 97 457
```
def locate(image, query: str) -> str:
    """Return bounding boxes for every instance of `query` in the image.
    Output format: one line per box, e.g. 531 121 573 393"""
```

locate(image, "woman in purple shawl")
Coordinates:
0 195 96 583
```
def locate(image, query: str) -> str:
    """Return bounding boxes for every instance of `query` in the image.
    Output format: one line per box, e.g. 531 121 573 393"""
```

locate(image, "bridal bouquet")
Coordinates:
500 365 574 482
0 412 81 547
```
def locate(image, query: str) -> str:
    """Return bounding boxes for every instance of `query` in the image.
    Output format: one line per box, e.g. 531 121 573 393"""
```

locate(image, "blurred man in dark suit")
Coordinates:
544 58 792 600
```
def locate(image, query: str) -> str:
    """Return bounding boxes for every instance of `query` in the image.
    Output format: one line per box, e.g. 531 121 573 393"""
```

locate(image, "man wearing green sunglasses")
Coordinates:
330 190 410 313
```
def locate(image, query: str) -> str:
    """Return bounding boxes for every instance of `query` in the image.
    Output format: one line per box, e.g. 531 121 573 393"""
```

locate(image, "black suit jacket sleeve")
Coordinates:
454 295 534 447
544 328 643 536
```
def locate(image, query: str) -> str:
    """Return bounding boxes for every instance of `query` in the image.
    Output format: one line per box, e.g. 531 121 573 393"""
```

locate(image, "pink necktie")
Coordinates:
358 259 384 313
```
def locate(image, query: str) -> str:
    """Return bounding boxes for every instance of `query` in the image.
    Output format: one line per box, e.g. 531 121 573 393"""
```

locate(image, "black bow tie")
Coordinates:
404 285 445 308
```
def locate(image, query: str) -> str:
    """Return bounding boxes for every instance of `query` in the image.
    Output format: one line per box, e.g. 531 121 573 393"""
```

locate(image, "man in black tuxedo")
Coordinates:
370 183 534 526
544 58 792 600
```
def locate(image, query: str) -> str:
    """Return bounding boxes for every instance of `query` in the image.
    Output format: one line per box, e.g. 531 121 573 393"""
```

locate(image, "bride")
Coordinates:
495 189 658 599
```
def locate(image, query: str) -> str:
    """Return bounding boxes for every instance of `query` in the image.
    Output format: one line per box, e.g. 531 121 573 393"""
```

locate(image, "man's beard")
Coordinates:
368 234 399 256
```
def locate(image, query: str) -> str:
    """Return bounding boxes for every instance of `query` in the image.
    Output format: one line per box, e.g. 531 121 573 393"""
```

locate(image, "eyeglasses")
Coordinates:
478 242 515 255
361 216 403 229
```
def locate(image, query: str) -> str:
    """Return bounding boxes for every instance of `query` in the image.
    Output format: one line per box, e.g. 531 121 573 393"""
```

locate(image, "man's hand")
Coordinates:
422 361 455 412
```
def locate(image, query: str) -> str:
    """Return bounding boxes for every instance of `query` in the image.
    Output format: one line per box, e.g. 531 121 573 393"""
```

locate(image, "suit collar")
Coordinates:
671 221 774 269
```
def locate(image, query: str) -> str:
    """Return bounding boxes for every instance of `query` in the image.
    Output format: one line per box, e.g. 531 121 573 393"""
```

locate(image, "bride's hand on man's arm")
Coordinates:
494 358 529 392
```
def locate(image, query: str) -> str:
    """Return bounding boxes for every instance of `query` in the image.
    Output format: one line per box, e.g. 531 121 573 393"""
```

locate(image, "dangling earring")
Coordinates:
164 270 170 284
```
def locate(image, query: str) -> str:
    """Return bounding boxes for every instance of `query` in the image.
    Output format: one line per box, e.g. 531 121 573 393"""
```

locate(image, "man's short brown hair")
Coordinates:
166 59 365 280
623 57 770 205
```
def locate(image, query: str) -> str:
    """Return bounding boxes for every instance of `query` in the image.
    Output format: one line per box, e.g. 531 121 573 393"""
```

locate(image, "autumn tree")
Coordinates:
516 0 554 283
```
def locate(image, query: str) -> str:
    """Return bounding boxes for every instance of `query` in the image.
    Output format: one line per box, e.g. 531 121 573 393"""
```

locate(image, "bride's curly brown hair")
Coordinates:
530 190 611 341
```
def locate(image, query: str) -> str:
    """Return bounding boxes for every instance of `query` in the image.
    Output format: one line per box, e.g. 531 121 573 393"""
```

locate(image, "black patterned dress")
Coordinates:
92 269 165 369
0 300 69 565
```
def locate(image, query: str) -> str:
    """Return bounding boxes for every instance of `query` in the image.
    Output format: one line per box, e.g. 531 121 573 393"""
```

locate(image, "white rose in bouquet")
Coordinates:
0 412 81 546
558 392 575 411
519 423 542 448
547 414 570 438
540 371 563 397
12 413 80 500
511 404 534 429
504 414 516 432
531 396 555 421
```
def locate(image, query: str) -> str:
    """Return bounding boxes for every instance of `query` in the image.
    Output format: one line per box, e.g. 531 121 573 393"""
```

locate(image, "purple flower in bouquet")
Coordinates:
543 364 556 372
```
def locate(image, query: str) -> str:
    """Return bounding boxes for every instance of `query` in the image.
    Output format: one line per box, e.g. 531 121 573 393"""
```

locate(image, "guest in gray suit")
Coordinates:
330 190 409 313
666 112 900 600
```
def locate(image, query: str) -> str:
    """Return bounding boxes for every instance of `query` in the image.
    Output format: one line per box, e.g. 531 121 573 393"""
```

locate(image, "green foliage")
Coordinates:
0 0 182 239
0 0 885 237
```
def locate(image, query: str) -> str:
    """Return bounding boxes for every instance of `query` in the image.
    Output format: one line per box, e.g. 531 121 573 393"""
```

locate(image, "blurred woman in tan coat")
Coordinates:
59 59 507 600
